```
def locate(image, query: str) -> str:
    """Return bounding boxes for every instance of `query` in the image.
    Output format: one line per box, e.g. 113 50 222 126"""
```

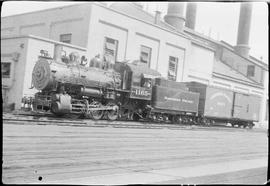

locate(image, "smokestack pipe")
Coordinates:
235 3 253 58
164 2 185 32
155 11 161 24
185 3 197 30
54 44 63 62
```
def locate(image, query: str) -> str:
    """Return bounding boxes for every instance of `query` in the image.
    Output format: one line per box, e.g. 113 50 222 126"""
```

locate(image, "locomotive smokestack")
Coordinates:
54 44 63 62
185 3 197 30
235 3 253 58
164 2 185 32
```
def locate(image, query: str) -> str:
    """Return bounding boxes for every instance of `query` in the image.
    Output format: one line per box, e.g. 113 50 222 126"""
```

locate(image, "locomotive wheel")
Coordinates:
248 123 254 129
51 102 64 117
106 103 119 121
90 101 104 120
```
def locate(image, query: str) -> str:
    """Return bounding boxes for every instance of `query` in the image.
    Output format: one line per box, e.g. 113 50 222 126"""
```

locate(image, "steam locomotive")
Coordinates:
31 45 260 128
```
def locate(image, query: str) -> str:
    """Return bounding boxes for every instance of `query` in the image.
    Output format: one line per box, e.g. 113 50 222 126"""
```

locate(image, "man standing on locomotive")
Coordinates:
89 54 102 68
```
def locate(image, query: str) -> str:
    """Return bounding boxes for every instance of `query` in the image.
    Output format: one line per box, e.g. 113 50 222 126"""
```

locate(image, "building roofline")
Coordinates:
221 45 268 70
184 28 268 70
220 40 268 68
2 2 192 41
126 3 196 40
217 58 262 85
249 55 268 68
212 72 264 90
219 40 235 50
184 27 222 46
191 40 216 51
104 3 192 40
1 2 92 18
1 34 87 51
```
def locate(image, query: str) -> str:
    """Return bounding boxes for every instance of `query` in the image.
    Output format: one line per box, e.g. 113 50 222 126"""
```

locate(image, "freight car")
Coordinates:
231 91 261 127
185 82 260 128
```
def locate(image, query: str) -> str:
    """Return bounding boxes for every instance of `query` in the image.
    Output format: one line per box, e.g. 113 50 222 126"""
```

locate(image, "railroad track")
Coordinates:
3 112 265 133
3 116 187 129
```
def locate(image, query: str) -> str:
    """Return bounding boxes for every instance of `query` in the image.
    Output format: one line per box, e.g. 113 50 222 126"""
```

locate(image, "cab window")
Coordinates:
141 78 152 88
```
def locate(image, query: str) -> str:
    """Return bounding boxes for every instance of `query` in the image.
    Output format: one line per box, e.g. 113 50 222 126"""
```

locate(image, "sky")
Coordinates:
1 1 268 64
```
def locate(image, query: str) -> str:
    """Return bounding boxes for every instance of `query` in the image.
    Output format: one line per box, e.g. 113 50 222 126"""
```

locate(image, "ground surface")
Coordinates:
2 118 268 184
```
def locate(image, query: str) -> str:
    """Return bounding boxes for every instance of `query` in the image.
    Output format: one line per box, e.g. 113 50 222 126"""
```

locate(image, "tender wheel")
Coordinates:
106 103 119 121
90 101 104 120
171 115 178 124
133 113 140 121
248 123 254 129
202 118 210 126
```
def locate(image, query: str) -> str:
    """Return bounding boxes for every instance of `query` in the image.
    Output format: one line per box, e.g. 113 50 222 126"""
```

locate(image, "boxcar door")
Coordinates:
232 92 250 120
247 95 261 121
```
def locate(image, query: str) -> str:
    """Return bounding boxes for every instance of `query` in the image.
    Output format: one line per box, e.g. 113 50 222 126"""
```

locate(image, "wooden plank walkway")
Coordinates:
2 122 268 184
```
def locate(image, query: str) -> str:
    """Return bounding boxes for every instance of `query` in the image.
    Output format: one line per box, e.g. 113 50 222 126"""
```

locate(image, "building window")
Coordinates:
103 37 118 63
2 62 11 78
168 56 178 81
140 45 151 66
60 33 72 44
247 65 255 77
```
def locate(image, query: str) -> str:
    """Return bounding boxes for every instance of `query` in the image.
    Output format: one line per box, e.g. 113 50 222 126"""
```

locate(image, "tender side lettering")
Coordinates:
164 96 194 104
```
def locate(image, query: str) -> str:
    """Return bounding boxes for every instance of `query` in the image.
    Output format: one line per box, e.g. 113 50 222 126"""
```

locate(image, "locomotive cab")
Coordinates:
114 60 161 100
114 60 161 120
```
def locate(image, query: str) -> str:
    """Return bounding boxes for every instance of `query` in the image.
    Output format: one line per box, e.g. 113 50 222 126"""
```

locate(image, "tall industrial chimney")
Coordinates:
235 3 253 58
185 3 197 30
164 2 185 32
